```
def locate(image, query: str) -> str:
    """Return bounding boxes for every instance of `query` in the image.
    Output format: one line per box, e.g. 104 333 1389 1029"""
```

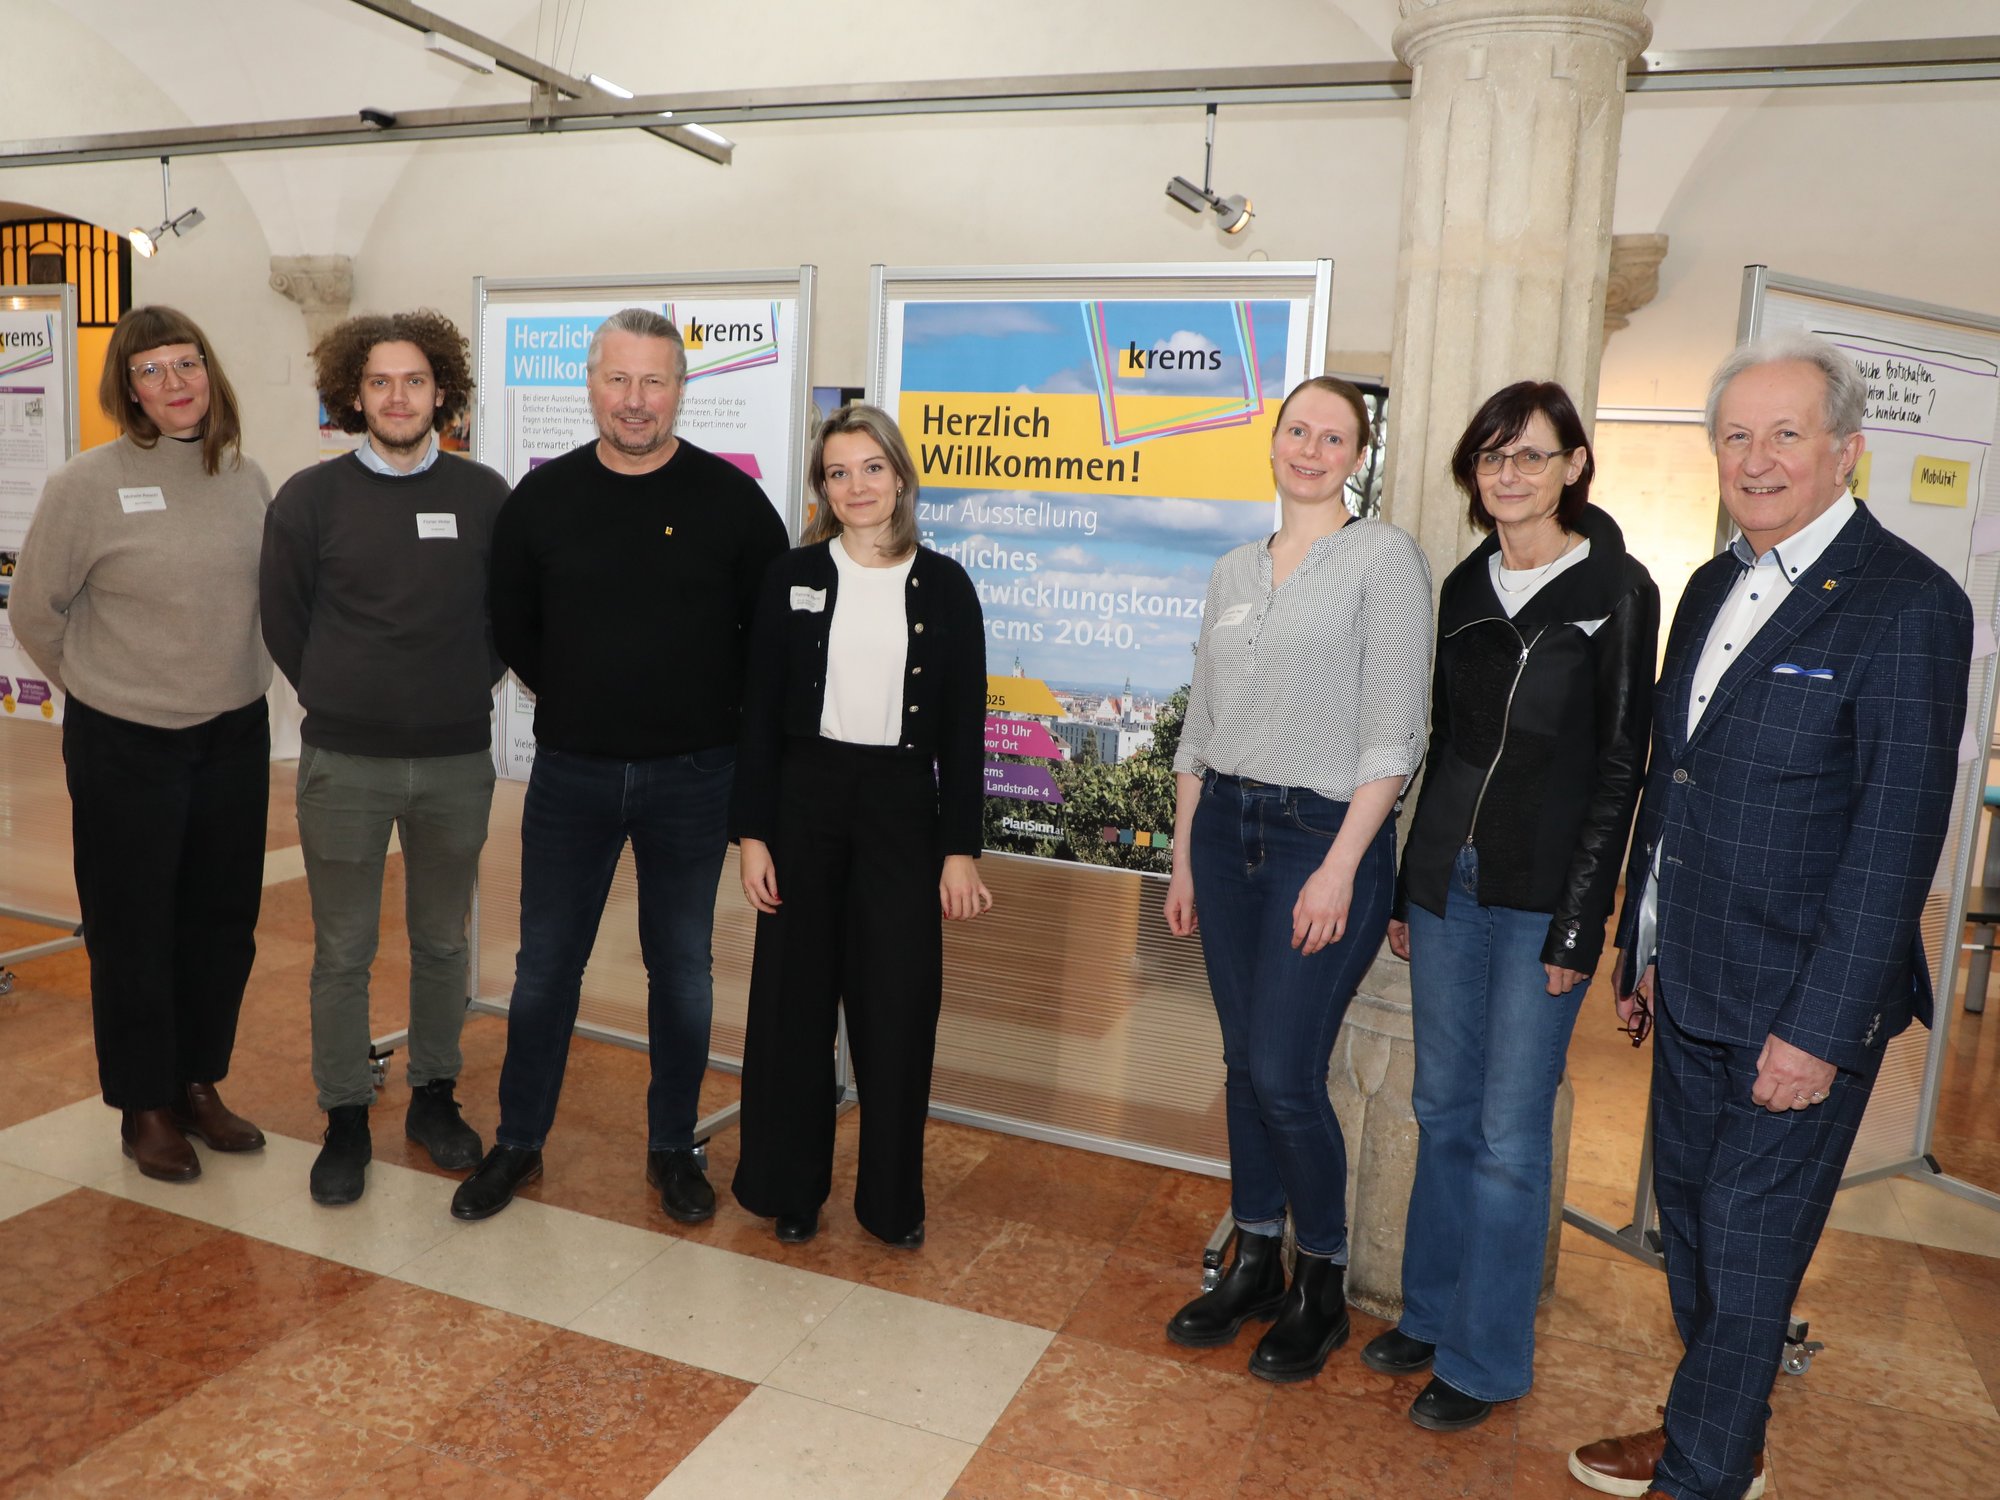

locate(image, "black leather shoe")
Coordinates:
1166 1230 1287 1348
450 1145 543 1221
405 1079 483 1172
775 1208 820 1244
1248 1253 1350 1383
876 1222 925 1250
310 1105 371 1206
647 1148 716 1224
1410 1374 1494 1431
1361 1326 1437 1376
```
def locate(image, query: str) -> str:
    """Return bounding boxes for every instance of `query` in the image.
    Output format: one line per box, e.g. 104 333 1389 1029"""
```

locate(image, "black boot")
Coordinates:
405 1079 483 1171
310 1105 372 1206
1248 1252 1349 1383
1166 1230 1288 1348
451 1145 543 1222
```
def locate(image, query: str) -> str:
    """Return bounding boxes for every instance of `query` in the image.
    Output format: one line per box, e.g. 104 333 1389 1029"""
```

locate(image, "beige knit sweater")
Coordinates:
10 434 273 729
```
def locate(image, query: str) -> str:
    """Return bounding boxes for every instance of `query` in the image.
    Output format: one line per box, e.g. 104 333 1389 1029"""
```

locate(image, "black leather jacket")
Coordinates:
1398 504 1659 974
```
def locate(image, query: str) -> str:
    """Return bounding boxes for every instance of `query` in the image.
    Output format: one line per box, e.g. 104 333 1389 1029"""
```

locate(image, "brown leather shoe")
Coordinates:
171 1081 266 1152
121 1108 201 1182
1567 1417 1765 1498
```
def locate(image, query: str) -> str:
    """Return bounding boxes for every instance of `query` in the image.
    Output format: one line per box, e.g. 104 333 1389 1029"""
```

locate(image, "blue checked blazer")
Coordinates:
1614 502 1972 1073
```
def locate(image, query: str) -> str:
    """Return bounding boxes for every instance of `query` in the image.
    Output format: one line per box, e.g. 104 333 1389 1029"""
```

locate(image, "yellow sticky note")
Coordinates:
1850 451 1872 502
1912 455 1973 508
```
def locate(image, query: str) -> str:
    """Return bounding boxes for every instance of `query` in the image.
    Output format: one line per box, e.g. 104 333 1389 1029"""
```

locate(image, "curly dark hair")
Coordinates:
311 308 473 435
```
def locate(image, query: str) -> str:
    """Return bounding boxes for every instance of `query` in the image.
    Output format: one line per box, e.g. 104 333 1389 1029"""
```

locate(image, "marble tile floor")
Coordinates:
2 878 1998 1494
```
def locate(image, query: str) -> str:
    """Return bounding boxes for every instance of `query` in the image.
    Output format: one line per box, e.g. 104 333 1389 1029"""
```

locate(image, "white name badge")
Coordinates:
416 513 458 540
1216 602 1253 628
790 585 828 613
118 486 166 513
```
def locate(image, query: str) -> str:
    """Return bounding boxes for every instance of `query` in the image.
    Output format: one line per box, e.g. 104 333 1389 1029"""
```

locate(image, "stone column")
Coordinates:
1335 0 1649 1321
1379 0 1654 585
268 254 355 352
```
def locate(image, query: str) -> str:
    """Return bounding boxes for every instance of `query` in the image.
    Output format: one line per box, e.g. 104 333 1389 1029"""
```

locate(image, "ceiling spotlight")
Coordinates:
1165 105 1255 236
128 158 203 258
586 73 635 99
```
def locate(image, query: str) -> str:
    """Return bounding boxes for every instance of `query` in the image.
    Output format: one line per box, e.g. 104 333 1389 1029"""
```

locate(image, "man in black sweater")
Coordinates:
453 307 788 1224
263 309 509 1206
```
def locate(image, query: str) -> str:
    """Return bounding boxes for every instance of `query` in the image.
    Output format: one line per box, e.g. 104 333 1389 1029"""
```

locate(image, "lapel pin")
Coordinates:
1821 578 1836 590
663 526 674 536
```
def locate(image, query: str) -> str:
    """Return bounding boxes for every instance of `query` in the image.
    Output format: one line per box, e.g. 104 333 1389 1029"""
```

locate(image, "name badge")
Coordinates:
1216 603 1252 628
118 486 166 513
790 586 827 613
416 513 458 540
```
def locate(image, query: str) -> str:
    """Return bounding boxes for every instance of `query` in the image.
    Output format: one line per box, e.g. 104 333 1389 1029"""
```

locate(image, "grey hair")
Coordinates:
585 307 687 378
1704 332 1867 448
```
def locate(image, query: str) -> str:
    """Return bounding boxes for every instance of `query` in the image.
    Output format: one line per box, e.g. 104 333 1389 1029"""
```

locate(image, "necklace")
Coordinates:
1495 532 1578 594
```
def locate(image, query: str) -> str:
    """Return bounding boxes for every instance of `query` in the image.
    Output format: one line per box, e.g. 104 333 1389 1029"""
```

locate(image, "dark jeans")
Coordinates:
494 744 733 1153
1190 772 1395 1258
731 737 943 1241
61 696 269 1110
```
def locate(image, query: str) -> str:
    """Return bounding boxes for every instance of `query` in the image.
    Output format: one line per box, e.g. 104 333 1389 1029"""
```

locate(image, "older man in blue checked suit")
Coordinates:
1566 332 1972 1500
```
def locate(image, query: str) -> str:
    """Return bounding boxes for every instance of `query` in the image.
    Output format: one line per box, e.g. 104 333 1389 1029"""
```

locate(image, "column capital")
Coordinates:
1604 231 1670 344
1395 0 1652 66
268 254 354 348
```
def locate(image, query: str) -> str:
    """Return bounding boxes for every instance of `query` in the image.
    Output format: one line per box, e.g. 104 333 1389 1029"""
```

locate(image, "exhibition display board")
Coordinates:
468 268 814 1063
0 286 81 947
865 262 1334 1168
1737 268 2000 1199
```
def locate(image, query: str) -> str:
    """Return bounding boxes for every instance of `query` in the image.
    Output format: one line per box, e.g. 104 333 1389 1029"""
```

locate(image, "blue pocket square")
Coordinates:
1772 662 1836 680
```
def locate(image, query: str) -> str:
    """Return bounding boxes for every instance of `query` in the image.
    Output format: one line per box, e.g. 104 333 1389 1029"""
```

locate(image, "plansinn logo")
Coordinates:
1120 340 1220 376
682 317 765 350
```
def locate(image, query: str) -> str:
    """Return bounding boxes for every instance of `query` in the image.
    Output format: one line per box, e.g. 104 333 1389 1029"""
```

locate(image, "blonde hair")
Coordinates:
802 403 920 560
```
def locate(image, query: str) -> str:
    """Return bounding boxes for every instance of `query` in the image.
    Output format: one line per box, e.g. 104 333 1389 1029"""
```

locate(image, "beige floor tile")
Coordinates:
569 1237 856 1382
1822 1177 1916 1244
90 1130 320 1229
0 1095 128 1184
646 1385 974 1500
235 1157 466 1274
395 1193 671 1325
0 1159 73 1223
767 1283 1053 1443
1886 1177 2000 1259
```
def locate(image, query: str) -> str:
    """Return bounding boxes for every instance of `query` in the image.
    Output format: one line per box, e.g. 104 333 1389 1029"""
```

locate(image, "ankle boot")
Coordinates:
1249 1252 1349 1383
172 1081 265 1152
311 1105 372 1206
1165 1230 1288 1348
405 1079 483 1172
121 1107 201 1182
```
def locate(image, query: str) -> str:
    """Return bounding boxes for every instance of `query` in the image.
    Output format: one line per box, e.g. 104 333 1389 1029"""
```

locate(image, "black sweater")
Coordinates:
487 439 788 759
732 540 988 856
1397 504 1659 974
261 452 509 756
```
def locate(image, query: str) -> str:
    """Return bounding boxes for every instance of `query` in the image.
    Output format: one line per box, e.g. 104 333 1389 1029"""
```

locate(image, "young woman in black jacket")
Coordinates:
729 404 989 1248
1362 382 1659 1430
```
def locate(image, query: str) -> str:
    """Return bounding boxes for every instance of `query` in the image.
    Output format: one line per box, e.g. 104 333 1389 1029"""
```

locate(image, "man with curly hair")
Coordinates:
261 309 510 1205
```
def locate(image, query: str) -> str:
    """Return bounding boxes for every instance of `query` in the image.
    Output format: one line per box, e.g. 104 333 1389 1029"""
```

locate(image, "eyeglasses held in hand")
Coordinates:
128 354 207 388
1473 445 1574 476
1618 992 1652 1047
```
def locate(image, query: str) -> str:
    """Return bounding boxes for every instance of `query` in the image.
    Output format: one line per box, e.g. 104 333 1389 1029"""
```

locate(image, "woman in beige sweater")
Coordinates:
11 305 273 1182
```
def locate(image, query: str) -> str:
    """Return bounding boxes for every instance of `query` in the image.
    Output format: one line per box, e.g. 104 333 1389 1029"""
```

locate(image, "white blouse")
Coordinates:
821 539 914 745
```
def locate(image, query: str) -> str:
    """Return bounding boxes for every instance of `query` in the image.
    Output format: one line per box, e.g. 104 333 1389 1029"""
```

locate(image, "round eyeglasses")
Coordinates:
128 354 207 388
1473 444 1574 476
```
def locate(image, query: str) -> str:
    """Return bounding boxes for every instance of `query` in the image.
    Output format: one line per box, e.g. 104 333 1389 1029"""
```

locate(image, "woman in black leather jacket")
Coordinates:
1361 382 1659 1432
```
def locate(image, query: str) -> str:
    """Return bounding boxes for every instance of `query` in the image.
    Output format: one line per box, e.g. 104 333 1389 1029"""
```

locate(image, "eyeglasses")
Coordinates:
1618 992 1652 1048
128 354 207 388
1473 445 1573 476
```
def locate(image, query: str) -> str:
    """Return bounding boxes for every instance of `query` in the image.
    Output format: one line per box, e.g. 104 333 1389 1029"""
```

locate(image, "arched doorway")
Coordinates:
0 206 133 451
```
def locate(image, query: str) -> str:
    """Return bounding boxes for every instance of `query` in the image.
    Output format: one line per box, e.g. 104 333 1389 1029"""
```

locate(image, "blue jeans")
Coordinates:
1401 844 1584 1401
1191 773 1395 1259
495 744 733 1153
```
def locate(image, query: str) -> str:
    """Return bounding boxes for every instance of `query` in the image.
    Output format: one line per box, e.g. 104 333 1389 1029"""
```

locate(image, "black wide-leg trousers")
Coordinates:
731 736 945 1241
61 696 269 1110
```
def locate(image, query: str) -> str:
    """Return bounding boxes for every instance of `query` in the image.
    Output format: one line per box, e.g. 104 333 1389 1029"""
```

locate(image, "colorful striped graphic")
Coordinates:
1081 300 1263 447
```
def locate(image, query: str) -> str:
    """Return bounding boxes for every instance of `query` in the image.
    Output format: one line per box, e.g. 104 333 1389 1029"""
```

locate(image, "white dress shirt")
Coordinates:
1632 492 1858 971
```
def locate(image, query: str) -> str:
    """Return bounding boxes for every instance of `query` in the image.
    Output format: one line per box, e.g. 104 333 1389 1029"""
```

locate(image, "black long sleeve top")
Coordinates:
486 439 788 759
731 540 988 856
